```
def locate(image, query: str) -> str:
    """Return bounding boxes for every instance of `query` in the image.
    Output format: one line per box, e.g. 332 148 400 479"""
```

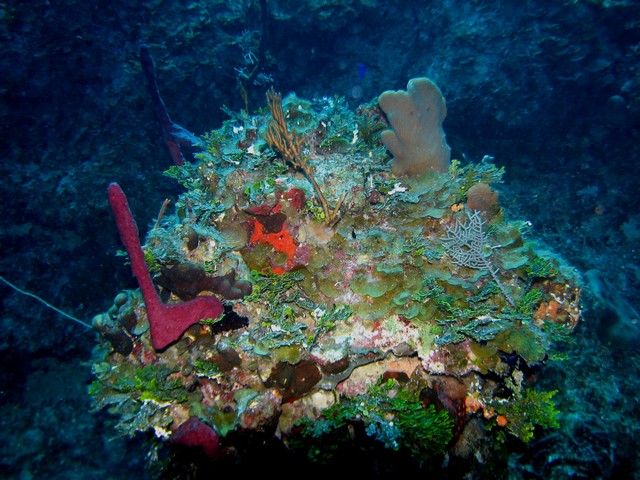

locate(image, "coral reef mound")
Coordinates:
90 80 582 474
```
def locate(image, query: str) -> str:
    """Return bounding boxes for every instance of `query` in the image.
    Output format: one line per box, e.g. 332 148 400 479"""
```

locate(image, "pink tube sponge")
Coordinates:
108 183 224 350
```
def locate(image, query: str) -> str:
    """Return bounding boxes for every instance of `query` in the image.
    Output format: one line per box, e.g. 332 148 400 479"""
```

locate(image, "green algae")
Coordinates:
494 388 560 443
295 378 454 462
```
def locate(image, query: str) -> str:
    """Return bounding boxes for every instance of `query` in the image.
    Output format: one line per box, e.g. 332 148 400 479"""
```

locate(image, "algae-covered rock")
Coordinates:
91 79 583 470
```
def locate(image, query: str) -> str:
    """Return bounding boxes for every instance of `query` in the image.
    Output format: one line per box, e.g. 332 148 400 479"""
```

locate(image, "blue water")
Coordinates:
1 1 638 478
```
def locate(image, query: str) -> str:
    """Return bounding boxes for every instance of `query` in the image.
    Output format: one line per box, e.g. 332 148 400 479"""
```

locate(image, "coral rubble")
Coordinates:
90 79 582 474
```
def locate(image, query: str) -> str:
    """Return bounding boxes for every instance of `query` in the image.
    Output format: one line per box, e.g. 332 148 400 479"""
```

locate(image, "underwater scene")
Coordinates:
1 1 639 479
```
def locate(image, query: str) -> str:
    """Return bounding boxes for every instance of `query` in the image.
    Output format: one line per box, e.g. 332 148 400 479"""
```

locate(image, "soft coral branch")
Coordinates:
264 88 345 226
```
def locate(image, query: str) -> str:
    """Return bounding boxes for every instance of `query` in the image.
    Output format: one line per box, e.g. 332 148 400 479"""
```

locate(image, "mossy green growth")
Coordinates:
517 288 544 315
436 315 509 345
193 359 222 378
307 304 352 349
495 388 560 443
199 129 227 159
305 200 327 222
243 177 277 203
319 135 352 153
404 236 443 262
413 277 459 315
356 113 385 148
143 248 162 274
163 163 198 190
245 269 304 307
526 257 560 280
296 378 454 462
449 157 505 200
414 277 497 326
90 363 187 404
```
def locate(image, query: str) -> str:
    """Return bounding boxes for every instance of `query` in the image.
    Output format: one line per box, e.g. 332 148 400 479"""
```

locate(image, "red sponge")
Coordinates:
170 417 220 458
108 183 224 350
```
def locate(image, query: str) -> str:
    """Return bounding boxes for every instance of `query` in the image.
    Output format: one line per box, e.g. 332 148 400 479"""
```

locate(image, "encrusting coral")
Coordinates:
378 77 451 176
91 75 583 473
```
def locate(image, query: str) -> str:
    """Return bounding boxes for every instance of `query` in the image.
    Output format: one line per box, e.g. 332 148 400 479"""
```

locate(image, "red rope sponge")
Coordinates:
108 183 224 350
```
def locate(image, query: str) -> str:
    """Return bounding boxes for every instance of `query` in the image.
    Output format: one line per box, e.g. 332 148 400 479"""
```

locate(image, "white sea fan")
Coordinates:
442 210 515 307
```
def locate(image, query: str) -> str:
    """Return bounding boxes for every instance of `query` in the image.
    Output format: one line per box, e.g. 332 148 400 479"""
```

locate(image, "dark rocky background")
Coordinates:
0 0 639 478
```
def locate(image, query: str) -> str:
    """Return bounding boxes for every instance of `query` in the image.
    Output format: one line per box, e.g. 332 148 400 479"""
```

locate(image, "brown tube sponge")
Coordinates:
378 77 451 176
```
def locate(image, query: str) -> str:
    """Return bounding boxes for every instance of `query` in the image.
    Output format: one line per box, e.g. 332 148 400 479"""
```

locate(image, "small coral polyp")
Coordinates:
91 80 581 470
